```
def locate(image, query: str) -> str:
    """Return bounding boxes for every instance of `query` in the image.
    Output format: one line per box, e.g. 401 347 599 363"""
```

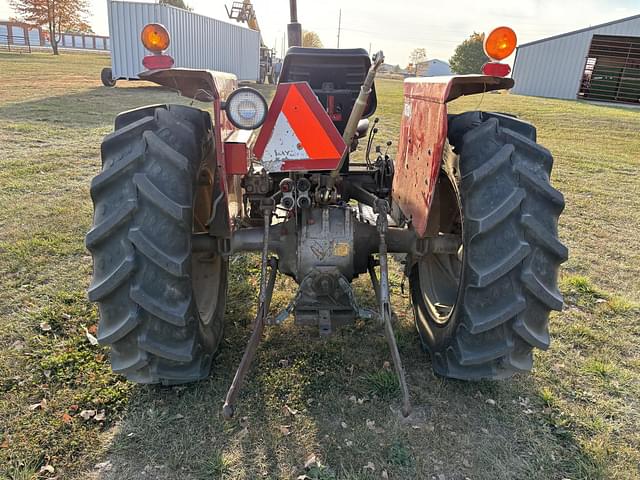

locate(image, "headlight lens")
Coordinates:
225 87 268 130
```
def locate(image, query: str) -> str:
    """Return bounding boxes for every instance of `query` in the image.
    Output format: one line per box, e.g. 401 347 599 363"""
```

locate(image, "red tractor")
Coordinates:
86 5 567 418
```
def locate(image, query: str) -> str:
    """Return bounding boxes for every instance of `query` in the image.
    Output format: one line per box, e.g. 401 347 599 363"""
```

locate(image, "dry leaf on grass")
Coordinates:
62 413 72 423
278 425 291 436
39 322 52 332
363 461 375 472
29 399 47 411
283 405 298 416
80 409 96 420
303 454 318 470
84 327 99 346
94 410 106 422
39 465 55 474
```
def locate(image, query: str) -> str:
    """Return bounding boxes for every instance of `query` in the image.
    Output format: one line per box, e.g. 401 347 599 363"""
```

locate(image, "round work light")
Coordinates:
225 87 268 130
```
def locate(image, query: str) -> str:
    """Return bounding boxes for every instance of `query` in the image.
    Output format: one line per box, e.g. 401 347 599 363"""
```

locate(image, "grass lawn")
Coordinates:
0 51 639 480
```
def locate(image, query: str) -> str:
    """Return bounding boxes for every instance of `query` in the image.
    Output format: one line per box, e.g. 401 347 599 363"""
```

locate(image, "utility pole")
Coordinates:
337 9 342 48
288 0 302 47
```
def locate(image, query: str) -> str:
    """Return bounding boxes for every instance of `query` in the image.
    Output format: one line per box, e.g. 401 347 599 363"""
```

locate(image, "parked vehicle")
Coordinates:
87 6 567 418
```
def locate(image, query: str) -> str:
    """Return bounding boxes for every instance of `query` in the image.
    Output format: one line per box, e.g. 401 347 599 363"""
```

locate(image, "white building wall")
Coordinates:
512 15 640 100
107 0 260 82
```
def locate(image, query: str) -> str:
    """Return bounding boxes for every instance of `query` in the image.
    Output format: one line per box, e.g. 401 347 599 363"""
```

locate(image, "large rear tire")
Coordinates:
410 111 568 380
86 104 228 384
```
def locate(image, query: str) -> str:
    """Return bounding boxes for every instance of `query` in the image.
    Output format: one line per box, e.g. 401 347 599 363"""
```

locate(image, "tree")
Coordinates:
449 32 489 74
409 47 427 76
10 0 90 55
302 30 323 48
160 0 192 11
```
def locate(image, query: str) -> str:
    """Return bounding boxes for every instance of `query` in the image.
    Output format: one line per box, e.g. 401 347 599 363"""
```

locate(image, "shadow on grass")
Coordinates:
94 264 602 480
0 86 199 129
0 83 276 130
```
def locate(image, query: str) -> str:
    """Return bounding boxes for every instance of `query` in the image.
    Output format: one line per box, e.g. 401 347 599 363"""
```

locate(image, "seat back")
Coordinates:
279 47 377 134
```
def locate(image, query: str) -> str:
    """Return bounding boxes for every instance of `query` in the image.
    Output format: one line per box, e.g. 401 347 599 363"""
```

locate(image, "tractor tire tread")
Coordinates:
412 111 566 380
87 104 226 385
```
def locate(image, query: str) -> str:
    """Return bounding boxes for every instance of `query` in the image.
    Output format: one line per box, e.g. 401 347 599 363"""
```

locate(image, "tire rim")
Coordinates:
417 172 463 325
192 166 221 327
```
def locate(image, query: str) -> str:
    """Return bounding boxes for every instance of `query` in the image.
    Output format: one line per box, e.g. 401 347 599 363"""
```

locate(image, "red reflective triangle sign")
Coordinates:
254 82 347 172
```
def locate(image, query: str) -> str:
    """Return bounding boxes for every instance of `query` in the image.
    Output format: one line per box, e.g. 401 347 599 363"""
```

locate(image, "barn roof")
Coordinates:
519 13 640 48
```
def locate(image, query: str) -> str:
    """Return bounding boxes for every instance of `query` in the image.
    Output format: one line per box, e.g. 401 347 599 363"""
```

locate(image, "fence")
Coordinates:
0 21 110 52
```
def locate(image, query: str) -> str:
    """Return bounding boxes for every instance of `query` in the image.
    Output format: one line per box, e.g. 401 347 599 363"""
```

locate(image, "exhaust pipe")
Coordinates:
288 0 302 47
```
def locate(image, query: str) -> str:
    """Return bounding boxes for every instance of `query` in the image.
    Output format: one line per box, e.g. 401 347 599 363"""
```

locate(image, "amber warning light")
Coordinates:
482 26 517 77
141 23 174 70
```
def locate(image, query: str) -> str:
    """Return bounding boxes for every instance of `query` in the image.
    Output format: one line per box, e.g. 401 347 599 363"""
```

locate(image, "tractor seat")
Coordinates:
280 47 377 135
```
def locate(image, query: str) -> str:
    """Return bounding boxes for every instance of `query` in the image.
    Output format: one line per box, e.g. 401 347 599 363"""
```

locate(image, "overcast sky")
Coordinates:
1 0 638 64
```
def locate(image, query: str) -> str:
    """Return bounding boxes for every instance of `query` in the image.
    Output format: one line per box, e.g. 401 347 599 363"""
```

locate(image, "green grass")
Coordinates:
1 51 640 479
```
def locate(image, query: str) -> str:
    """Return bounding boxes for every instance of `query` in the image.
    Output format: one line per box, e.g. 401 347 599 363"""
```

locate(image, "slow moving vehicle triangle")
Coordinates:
254 82 347 172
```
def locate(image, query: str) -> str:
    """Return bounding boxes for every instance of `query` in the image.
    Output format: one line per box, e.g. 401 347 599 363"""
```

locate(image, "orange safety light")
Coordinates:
141 23 170 53
484 27 517 61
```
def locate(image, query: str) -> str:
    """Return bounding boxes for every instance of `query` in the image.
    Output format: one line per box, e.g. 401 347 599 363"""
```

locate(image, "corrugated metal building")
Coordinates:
107 0 260 82
512 14 640 105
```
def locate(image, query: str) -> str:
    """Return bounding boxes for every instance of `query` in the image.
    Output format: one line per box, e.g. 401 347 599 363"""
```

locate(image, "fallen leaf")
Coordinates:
39 322 52 332
94 461 112 471
94 410 106 422
363 461 375 472
345 440 353 447
348 395 357 403
278 425 291 436
1 438 9 448
366 419 376 430
304 454 318 470
62 413 72 423
486 398 496 406
80 409 96 420
283 405 298 416
69 404 79 411
381 470 389 479
279 359 290 367
382 361 391 371
29 399 47 411
84 327 99 346
462 458 472 468
87 324 98 335
39 465 55 474
341 421 348 429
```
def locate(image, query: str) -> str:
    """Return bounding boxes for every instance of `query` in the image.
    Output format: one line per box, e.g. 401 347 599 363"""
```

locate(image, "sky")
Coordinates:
1 0 638 65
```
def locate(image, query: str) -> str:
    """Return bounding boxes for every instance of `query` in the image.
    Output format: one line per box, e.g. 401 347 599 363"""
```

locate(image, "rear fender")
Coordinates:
391 75 514 238
140 68 241 237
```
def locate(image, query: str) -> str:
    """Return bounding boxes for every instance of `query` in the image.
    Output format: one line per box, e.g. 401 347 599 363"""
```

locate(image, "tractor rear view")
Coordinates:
86 2 567 417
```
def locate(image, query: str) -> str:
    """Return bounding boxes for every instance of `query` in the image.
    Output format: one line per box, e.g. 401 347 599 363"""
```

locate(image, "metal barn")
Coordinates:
107 0 260 82
512 14 640 105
